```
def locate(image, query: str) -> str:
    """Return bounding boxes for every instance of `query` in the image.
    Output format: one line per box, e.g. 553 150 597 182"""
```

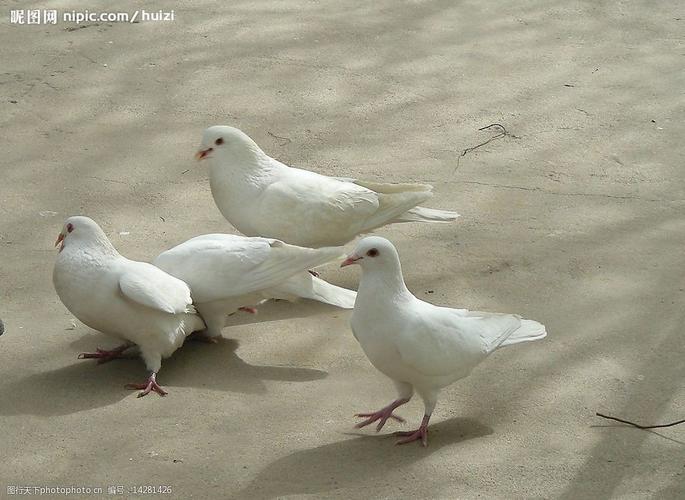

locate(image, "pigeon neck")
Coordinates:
211 146 275 187
239 142 266 163
359 259 411 302
66 233 119 258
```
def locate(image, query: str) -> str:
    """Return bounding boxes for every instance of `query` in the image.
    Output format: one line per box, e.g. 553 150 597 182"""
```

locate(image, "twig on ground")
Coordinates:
453 123 510 175
463 123 509 155
268 131 292 146
596 412 685 430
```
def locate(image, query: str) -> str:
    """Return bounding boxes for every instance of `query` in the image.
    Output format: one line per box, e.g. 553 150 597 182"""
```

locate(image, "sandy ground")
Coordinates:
1 1 684 498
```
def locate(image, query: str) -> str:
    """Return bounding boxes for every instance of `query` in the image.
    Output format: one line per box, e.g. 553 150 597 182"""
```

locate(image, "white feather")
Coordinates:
118 261 195 314
153 233 356 337
270 273 357 309
200 126 460 247
52 216 205 375
346 236 546 427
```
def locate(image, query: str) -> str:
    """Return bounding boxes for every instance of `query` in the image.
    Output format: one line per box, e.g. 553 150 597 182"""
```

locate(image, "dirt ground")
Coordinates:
1 1 684 498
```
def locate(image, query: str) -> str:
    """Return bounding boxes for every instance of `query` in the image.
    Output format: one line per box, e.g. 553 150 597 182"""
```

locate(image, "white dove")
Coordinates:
341 236 547 446
52 216 206 397
195 126 459 247
153 233 356 340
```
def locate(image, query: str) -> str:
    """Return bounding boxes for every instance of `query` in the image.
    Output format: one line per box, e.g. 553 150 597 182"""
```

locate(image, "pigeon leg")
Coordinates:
395 414 431 447
77 342 134 364
355 398 410 432
125 372 167 398
239 306 258 314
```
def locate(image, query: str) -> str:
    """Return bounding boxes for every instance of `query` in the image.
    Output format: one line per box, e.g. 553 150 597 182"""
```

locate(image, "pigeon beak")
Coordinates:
54 232 65 251
195 148 213 161
340 254 362 267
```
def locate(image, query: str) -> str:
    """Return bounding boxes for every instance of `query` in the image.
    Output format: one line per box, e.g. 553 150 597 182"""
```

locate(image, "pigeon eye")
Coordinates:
366 248 379 257
215 137 224 146
67 223 74 233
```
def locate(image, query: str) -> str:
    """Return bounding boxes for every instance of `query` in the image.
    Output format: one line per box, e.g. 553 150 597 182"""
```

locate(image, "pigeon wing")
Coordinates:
256 169 379 246
393 304 522 377
263 171 436 242
118 261 194 314
153 234 345 303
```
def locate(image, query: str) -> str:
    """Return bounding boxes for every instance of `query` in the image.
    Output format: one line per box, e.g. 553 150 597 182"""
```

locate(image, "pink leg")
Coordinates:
77 343 133 364
395 414 431 447
355 398 410 432
239 306 258 314
124 372 167 398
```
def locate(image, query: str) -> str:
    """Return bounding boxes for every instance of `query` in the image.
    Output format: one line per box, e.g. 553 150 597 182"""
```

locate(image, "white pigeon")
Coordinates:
52 216 206 397
195 126 460 247
341 236 547 446
153 233 356 339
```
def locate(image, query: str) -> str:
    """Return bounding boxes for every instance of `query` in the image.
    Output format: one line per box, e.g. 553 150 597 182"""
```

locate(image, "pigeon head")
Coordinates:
341 236 401 271
55 216 114 254
195 126 263 163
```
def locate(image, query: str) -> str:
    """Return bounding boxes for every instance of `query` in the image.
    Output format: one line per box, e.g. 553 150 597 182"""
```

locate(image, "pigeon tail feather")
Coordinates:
349 180 458 226
306 276 357 308
350 179 434 194
271 273 357 309
394 206 460 224
499 319 547 347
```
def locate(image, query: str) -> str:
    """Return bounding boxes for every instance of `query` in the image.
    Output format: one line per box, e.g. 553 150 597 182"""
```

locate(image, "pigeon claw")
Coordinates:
238 306 258 314
125 373 167 398
394 415 431 447
355 410 405 432
354 398 410 432
77 344 132 364
394 427 429 447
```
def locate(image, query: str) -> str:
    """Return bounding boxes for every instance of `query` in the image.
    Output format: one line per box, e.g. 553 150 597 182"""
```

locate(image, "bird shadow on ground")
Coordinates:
1 334 327 417
0 357 133 417
221 297 351 328
234 417 492 499
162 337 328 393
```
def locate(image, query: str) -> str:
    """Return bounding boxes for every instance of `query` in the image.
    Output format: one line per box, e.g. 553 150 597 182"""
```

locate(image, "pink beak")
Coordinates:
55 233 64 251
195 148 213 160
340 254 362 267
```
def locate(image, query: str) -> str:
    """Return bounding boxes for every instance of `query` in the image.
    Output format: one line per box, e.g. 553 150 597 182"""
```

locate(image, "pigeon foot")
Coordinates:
394 415 430 446
355 398 410 432
77 343 133 364
125 372 167 398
